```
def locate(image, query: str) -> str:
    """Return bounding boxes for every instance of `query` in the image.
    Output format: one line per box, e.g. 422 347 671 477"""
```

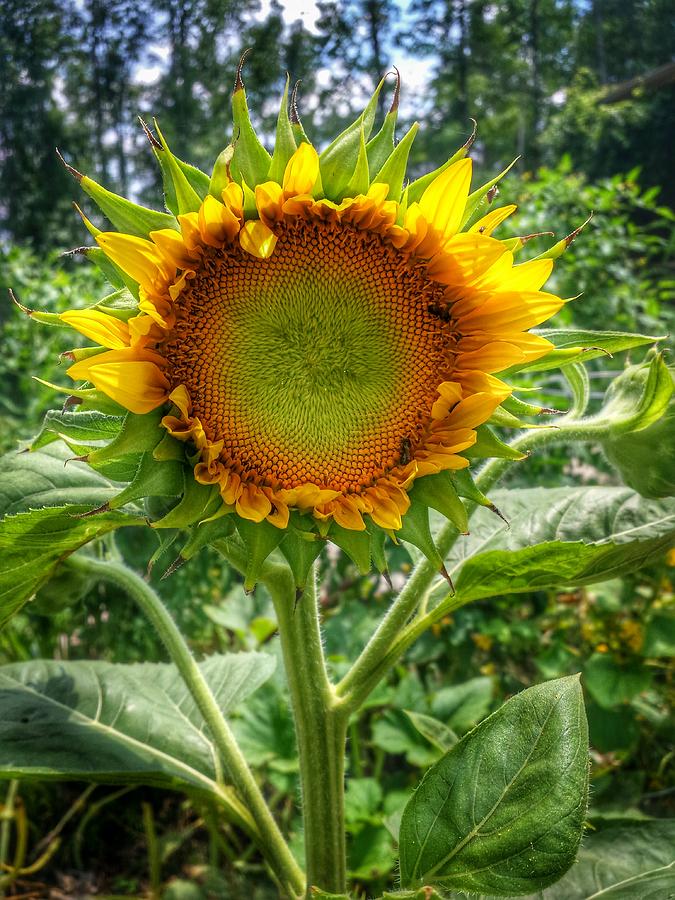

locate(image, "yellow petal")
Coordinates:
67 349 169 414
60 309 131 350
419 157 472 239
239 220 278 259
222 182 244 219
255 182 284 223
500 258 554 292
369 492 403 530
469 204 517 235
236 484 272 523
96 233 172 292
459 291 564 333
331 496 366 531
283 142 319 196
428 233 507 285
445 393 504 429
151 227 194 269
168 384 192 418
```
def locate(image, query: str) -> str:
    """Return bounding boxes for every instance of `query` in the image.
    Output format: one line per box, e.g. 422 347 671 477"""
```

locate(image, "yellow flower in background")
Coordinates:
53 66 567 549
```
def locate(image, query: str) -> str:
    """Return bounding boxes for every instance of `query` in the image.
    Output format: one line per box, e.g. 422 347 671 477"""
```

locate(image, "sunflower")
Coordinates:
54 68 564 542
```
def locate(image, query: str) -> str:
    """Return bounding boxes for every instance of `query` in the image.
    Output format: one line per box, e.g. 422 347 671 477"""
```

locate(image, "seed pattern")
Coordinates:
163 217 456 492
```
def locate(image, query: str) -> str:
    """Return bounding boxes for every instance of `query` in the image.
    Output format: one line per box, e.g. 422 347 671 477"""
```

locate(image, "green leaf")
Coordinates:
598 353 673 434
231 66 272 188
404 710 458 753
430 677 493 734
527 819 675 899
345 126 370 197
365 71 399 176
328 523 372 575
319 78 384 201
398 676 588 894
280 528 324 591
642 612 675 657
0 506 142 627
583 654 652 709
0 443 120 517
371 710 440 768
267 76 297 185
398 500 443 570
235 518 285 592
463 424 527 460
445 486 675 602
508 329 663 375
153 121 203 214
106 452 184 510
30 409 123 452
348 823 396 880
409 472 468 534
0 653 274 795
373 122 419 201
79 174 178 237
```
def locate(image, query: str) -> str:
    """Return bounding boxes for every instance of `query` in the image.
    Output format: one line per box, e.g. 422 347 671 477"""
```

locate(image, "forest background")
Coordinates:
0 0 674 897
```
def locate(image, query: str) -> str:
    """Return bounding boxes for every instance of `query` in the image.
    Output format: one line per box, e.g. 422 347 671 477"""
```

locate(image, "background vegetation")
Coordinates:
0 0 673 896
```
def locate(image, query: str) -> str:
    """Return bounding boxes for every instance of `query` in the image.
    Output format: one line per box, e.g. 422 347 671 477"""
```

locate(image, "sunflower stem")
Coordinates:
270 565 348 897
335 520 457 713
337 417 610 712
68 554 305 899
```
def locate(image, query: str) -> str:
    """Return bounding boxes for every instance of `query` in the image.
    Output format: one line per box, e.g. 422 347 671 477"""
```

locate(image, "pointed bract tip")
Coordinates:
138 116 162 150
520 231 555 245
582 345 613 359
8 288 31 316
70 502 110 519
64 455 89 467
62 395 82 411
389 67 401 113
464 118 477 151
235 48 252 93
61 246 91 259
565 212 594 247
382 570 393 590
488 503 510 528
60 351 76 362
161 555 186 579
439 564 455 594
290 80 302 125
56 148 83 181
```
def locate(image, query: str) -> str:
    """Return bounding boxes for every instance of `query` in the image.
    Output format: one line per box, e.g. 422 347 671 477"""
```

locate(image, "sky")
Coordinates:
134 0 433 120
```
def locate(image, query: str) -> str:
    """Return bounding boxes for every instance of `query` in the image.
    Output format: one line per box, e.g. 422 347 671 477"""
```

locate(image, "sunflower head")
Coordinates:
30 63 571 588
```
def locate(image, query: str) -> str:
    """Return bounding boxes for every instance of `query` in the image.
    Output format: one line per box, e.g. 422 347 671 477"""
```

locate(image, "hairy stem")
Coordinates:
69 554 305 899
270 568 348 897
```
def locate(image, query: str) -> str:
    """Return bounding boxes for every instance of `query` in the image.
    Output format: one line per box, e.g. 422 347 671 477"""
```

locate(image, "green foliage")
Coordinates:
602 357 675 498
398 677 588 894
501 163 675 338
0 653 274 793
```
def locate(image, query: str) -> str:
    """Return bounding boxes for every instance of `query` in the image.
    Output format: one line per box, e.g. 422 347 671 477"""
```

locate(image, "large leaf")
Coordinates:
398 676 588 895
0 442 120 516
0 653 275 795
0 444 143 626
442 487 675 602
446 819 675 899
0 505 143 627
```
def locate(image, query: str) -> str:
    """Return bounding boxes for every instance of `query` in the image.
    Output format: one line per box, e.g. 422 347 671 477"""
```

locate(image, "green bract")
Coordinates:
602 353 675 498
